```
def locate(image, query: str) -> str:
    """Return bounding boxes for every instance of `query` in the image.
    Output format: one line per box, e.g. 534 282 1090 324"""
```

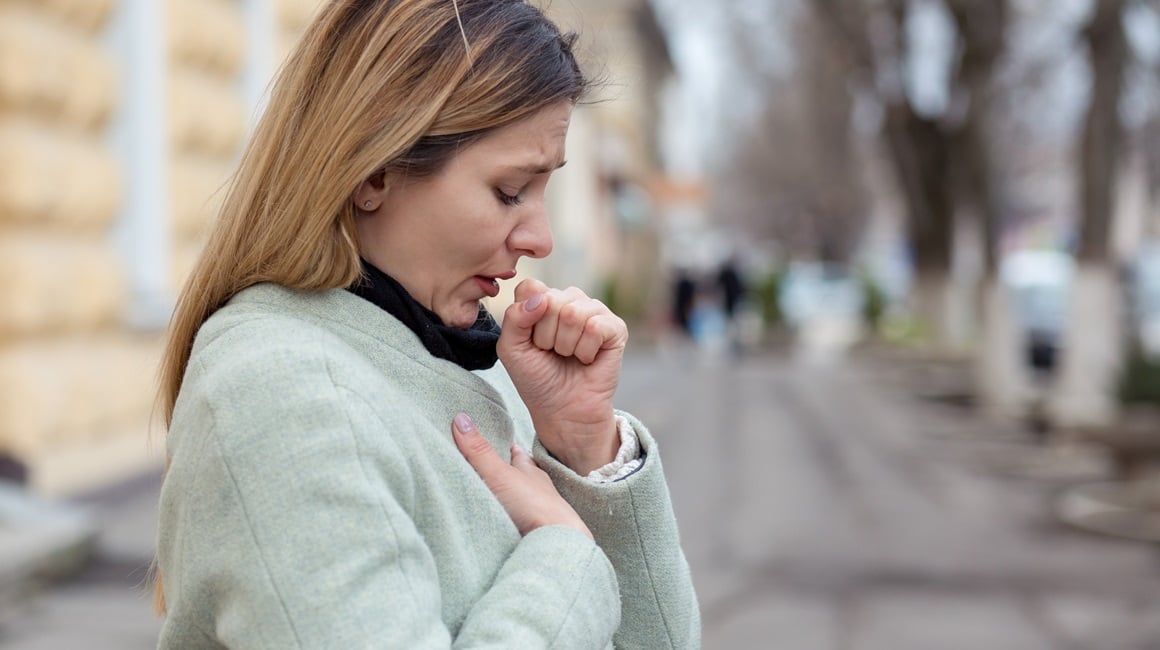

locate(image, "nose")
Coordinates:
509 203 553 259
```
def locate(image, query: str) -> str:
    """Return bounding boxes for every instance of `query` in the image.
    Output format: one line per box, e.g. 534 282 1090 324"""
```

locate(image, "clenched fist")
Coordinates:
498 278 628 475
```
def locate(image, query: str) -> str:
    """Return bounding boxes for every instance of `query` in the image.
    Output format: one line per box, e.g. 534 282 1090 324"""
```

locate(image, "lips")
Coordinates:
473 270 516 298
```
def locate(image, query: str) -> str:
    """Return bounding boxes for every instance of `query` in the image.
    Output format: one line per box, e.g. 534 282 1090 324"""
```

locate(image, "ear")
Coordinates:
353 170 387 212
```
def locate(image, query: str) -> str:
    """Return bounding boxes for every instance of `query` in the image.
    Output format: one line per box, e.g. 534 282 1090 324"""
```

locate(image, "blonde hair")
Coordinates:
153 0 586 614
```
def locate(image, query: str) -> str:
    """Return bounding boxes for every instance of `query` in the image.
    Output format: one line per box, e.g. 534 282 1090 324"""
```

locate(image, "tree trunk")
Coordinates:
911 271 956 345
947 0 1010 409
947 0 1006 276
1050 265 1124 427
962 113 1017 410
975 277 1033 416
1051 0 1129 428
1075 0 1128 264
884 103 957 342
1144 117 1160 239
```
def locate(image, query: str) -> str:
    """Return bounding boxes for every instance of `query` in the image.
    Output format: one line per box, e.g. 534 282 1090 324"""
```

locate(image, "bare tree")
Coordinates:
709 4 866 264
1050 0 1133 427
946 0 1008 277
810 0 1007 343
1077 0 1129 265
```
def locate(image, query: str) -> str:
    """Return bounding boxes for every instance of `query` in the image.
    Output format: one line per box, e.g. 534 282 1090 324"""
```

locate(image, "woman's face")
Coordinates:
356 101 571 328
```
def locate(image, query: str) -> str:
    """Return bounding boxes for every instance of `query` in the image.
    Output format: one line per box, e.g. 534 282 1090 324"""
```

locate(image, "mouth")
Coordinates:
473 270 516 299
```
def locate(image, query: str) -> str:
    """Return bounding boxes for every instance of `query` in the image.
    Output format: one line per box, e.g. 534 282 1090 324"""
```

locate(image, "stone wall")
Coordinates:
167 0 247 287
0 0 321 495
0 0 149 494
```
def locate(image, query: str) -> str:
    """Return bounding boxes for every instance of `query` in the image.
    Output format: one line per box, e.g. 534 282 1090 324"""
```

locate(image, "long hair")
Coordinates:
153 0 587 614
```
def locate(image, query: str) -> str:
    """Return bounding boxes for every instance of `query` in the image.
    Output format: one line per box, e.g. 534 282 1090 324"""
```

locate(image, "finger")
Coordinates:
452 413 509 485
531 286 586 352
552 300 606 358
510 444 537 471
499 283 550 350
573 314 628 365
511 445 553 488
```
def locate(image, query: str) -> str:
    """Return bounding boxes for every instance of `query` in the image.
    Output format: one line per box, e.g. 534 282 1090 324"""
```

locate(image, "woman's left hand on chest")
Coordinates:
498 278 627 476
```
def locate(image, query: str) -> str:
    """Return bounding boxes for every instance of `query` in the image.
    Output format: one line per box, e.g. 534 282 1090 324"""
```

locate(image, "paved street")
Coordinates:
3 348 1160 648
618 347 1160 649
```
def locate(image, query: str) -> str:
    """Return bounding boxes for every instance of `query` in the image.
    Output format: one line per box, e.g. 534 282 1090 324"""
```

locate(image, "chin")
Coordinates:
441 305 480 329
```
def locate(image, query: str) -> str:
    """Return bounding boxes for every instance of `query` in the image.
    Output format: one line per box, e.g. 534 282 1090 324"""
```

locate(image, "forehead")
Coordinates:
463 102 572 167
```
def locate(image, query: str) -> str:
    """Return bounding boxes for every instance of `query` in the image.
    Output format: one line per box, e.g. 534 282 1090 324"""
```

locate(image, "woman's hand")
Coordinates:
497 279 628 476
452 413 591 539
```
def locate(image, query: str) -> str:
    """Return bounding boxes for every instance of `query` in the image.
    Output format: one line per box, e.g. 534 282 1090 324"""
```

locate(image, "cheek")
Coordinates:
432 229 497 280
455 216 511 258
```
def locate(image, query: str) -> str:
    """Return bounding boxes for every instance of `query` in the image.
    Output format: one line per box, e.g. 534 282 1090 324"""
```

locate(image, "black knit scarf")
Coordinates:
347 260 501 371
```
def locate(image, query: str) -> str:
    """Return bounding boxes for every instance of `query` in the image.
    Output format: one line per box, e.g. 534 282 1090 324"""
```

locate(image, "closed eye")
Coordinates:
497 189 524 206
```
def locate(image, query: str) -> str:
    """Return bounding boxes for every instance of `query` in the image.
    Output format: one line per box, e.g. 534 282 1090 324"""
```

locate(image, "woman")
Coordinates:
154 1 700 647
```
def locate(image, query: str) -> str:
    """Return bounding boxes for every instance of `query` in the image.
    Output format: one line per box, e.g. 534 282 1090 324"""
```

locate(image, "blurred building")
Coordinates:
540 0 675 323
0 0 670 496
0 0 321 495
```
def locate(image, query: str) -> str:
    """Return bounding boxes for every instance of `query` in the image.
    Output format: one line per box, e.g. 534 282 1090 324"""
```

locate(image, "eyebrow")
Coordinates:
508 160 568 175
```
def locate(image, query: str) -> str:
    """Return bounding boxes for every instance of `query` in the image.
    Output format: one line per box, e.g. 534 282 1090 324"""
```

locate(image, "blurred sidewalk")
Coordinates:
0 472 162 648
2 348 1159 648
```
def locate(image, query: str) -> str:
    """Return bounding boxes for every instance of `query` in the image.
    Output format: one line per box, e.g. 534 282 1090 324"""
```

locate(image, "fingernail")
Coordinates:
454 413 475 435
524 293 544 311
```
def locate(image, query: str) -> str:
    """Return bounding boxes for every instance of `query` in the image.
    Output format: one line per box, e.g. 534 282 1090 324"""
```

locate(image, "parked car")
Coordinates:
777 262 864 328
1001 245 1160 373
1127 243 1160 358
1000 249 1074 376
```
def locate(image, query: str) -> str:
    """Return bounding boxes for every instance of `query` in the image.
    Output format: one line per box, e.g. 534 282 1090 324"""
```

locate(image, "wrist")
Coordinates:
535 415 619 476
585 415 643 483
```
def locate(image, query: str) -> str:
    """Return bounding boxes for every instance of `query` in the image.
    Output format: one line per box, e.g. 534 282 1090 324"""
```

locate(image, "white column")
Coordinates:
112 0 172 328
243 0 278 127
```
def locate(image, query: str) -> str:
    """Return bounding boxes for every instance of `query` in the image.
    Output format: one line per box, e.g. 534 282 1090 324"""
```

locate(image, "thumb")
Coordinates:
452 413 507 484
513 277 549 303
499 281 549 348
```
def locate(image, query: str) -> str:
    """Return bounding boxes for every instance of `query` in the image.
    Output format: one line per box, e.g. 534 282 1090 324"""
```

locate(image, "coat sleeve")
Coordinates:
157 345 620 649
533 411 702 649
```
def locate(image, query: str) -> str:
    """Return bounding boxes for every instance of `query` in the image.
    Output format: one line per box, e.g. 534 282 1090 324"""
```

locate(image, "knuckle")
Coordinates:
488 472 517 491
560 303 583 325
533 334 555 350
462 434 494 457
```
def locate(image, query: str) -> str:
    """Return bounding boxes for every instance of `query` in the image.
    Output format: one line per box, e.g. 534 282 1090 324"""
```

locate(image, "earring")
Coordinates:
364 200 374 209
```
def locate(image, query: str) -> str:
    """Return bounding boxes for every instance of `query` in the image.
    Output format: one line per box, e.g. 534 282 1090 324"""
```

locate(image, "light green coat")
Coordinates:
156 283 700 648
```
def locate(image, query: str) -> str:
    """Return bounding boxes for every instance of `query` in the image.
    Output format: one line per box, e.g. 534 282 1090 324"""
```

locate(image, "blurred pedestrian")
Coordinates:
717 257 744 323
152 1 699 647
715 256 748 354
672 269 696 337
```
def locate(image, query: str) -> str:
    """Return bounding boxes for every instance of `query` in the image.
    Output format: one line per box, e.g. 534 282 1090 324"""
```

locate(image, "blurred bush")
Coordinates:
752 268 783 330
859 269 886 335
1120 349 1160 405
600 275 645 326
